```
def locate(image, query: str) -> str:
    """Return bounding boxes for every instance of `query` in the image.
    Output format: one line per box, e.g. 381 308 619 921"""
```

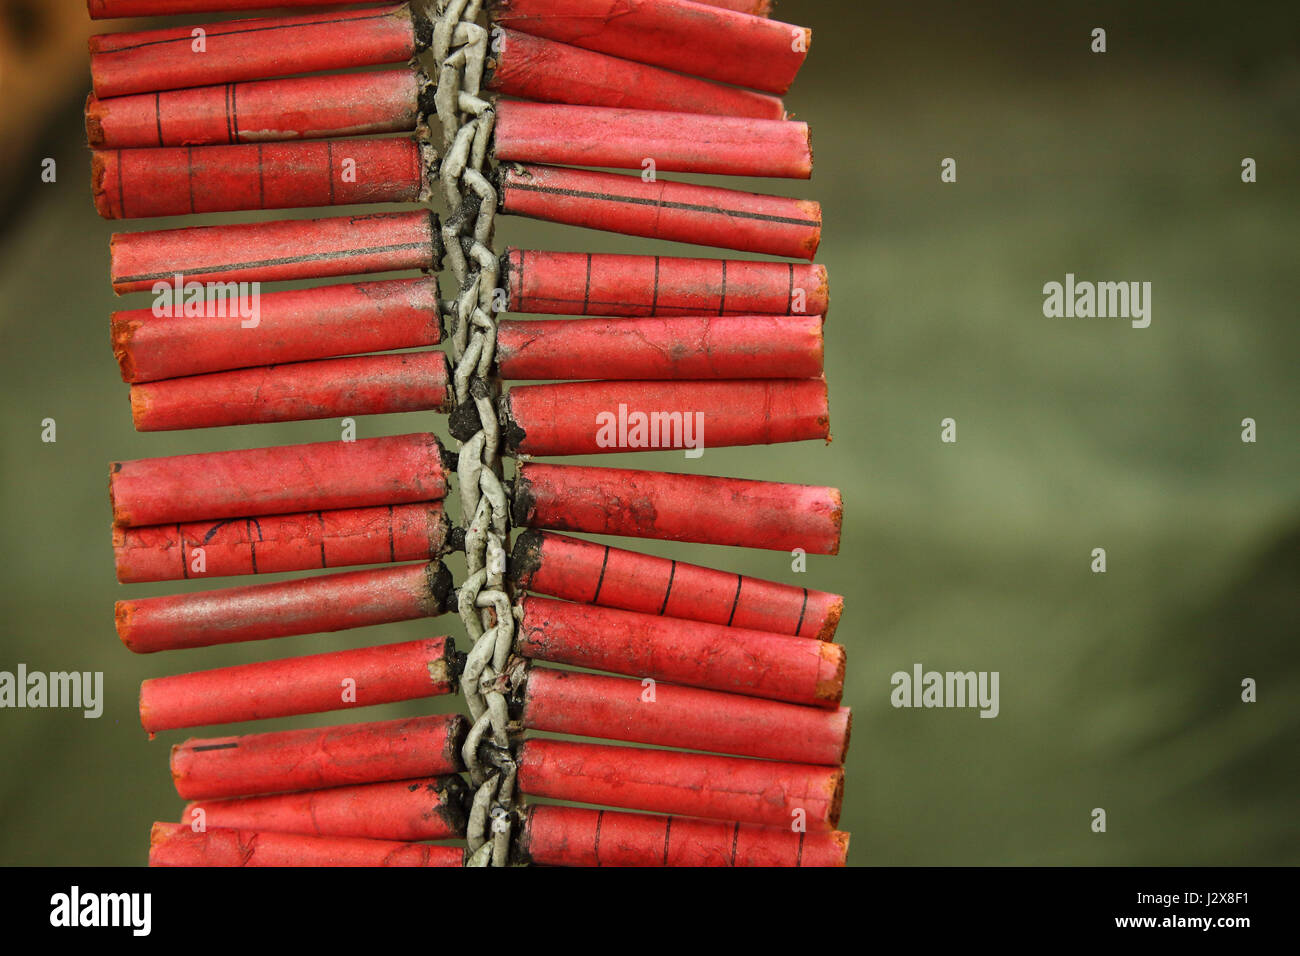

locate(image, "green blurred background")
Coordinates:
0 0 1296 866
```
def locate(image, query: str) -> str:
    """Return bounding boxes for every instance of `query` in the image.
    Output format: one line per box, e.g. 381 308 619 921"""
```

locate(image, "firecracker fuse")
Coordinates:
491 0 809 95
116 562 453 653
519 666 851 766
149 823 463 867
515 595 845 708
503 248 829 317
139 636 460 733
109 432 448 527
171 714 469 801
114 502 450 583
511 530 843 640
512 462 843 554
516 739 842 830
183 776 470 842
495 315 824 381
114 276 441 384
498 164 821 260
490 378 830 457
89 4 433 99
518 805 848 868
110 209 440 295
129 351 453 431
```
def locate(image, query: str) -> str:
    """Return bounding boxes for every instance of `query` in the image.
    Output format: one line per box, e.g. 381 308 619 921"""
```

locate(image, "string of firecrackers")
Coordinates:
88 0 850 867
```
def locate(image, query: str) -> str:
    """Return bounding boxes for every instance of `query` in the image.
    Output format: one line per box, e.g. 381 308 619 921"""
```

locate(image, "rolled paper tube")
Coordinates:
512 462 843 554
495 315 824 381
516 738 843 829
496 378 830 456
139 636 459 732
116 562 453 653
521 666 852 765
114 276 440 384
492 102 810 179
490 0 809 95
516 595 845 707
184 776 470 842
519 805 848 867
110 209 440 294
149 823 463 867
115 502 449 583
130 351 453 431
171 714 468 800
110 432 447 527
499 164 821 260
512 530 843 639
487 29 783 120
86 70 428 150
90 4 430 98
90 0 371 17
503 248 829 317
93 139 428 220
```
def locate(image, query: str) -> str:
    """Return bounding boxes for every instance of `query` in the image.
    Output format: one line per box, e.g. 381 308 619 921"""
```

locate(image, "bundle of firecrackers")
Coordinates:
87 0 849 867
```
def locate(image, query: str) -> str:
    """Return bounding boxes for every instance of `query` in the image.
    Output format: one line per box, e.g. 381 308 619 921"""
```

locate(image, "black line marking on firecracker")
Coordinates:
387 505 397 563
795 588 809 636
191 742 238 752
590 545 610 603
505 180 818 228
658 560 677 615
662 816 673 865
727 575 743 626
103 10 399 54
116 241 429 285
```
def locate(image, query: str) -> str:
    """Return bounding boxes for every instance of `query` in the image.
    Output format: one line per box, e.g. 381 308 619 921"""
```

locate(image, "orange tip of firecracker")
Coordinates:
816 641 846 706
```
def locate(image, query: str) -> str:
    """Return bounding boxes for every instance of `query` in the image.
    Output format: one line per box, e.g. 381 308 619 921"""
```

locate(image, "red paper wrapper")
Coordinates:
110 209 439 294
500 163 821 259
519 805 847 867
511 530 843 639
491 0 809 95
499 378 830 456
130 351 452 431
115 502 448 583
496 314 823 381
521 666 851 765
488 28 784 120
116 562 453 653
139 636 459 732
93 139 425 219
493 101 809 178
516 595 845 707
171 714 468 800
504 248 829 317
517 738 843 828
185 776 469 842
86 70 424 149
114 276 440 384
149 823 463 867
512 462 843 554
110 432 447 528
90 4 427 98
90 0 366 17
